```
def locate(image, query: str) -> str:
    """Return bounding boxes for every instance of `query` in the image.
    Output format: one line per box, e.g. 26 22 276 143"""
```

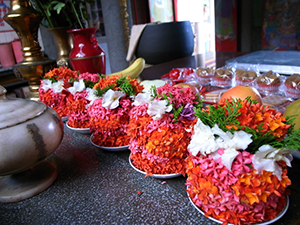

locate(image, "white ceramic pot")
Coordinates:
0 85 64 202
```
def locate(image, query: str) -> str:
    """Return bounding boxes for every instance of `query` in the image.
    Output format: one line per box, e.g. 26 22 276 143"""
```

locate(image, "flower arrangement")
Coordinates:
127 84 202 176
65 72 102 129
186 97 300 224
39 67 78 118
87 75 144 147
39 66 102 129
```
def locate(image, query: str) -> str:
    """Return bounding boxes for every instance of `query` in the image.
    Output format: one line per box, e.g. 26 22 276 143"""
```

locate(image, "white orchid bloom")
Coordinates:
132 92 151 106
86 88 99 107
102 89 125 109
252 145 293 180
41 79 53 92
188 119 219 156
67 79 86 95
52 80 65 93
147 99 172 120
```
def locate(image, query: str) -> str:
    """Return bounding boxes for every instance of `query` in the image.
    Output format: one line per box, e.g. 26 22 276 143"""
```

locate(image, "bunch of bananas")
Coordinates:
106 58 145 79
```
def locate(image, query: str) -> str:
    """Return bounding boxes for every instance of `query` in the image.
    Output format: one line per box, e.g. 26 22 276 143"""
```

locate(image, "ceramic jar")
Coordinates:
0 86 64 176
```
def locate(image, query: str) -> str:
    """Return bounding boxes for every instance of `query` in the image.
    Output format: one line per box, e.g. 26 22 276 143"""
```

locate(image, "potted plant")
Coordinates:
30 0 94 29
30 0 104 71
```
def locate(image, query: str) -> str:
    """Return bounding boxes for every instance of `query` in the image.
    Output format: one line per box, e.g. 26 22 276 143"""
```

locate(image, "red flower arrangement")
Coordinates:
65 72 102 129
127 84 202 176
186 97 300 224
87 75 144 147
39 67 78 118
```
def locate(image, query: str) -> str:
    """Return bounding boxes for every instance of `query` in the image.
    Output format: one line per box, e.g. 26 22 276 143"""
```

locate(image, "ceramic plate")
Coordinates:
90 135 129 151
66 122 90 134
187 191 289 225
128 155 182 179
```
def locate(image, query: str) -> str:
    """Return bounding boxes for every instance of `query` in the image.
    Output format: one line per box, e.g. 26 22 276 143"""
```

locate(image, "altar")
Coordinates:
1 53 300 224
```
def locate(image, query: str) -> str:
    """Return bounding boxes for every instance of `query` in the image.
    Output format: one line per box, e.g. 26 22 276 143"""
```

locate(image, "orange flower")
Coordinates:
43 66 78 81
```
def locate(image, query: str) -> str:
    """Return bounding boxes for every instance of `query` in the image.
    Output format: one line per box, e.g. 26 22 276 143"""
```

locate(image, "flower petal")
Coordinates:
102 89 125 109
133 92 151 106
41 79 52 92
52 80 65 93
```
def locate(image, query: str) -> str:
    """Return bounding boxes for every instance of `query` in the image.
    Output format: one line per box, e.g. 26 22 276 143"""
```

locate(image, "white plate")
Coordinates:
187 191 289 225
90 135 129 151
66 122 90 134
128 155 182 179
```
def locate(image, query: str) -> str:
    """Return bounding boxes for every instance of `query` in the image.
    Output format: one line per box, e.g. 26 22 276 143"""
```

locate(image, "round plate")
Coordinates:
187 191 289 225
66 122 90 134
61 116 68 122
90 135 129 151
128 155 182 179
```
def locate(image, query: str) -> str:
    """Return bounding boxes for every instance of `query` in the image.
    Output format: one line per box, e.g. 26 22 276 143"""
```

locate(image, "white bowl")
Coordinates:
66 122 90 134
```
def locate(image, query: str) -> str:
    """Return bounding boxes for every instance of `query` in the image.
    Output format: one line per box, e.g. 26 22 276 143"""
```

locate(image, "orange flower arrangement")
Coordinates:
127 84 202 176
186 97 300 224
39 67 78 118
87 75 144 147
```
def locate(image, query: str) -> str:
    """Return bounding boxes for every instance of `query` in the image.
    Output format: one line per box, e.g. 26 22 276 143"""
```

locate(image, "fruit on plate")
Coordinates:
283 99 300 131
106 57 145 79
174 82 198 93
218 85 263 105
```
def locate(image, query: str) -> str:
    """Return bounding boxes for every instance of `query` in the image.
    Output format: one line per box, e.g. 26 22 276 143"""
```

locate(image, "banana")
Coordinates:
106 57 145 79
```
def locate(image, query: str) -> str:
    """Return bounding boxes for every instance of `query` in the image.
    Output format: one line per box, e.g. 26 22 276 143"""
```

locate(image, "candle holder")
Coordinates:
3 0 57 101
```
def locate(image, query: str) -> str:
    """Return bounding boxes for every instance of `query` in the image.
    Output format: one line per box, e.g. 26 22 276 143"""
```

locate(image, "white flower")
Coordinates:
86 88 99 107
147 99 172 120
52 80 65 93
189 119 253 170
188 119 219 156
67 79 86 95
102 89 125 109
132 92 151 106
41 79 52 92
133 92 172 120
252 145 293 180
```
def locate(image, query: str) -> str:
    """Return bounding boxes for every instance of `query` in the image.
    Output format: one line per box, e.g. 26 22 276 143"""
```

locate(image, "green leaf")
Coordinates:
53 2 66 14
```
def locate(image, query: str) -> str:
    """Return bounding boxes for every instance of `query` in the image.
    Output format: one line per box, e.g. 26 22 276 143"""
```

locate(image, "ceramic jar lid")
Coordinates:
0 98 46 129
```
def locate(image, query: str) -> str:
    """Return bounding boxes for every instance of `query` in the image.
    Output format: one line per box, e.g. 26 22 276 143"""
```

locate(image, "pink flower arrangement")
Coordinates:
87 75 144 147
127 84 202 176
65 72 102 129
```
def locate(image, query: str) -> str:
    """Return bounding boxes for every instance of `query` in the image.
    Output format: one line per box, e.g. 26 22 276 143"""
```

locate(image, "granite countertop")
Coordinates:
0 124 300 225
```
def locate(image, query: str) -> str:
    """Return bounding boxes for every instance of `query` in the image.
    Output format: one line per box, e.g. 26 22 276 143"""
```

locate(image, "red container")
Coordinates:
68 27 106 74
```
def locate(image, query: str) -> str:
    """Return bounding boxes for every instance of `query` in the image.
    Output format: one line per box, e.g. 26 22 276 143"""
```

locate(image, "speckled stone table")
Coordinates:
0 124 300 225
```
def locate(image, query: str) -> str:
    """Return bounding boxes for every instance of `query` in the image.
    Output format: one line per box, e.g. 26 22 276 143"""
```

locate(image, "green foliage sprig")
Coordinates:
94 76 137 98
30 0 95 29
193 97 300 153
